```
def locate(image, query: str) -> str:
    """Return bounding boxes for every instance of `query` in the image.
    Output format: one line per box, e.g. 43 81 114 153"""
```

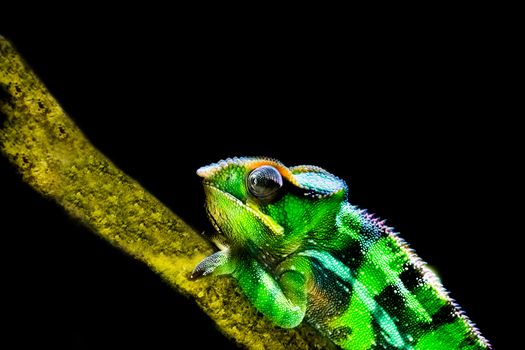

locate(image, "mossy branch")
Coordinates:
0 36 334 349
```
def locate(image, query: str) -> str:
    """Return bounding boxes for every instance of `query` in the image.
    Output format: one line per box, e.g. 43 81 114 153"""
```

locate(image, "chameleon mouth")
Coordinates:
205 206 224 235
202 181 241 238
203 180 246 206
202 181 285 237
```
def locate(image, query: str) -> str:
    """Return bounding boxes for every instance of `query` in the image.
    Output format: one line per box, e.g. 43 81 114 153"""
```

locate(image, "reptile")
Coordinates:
191 157 490 349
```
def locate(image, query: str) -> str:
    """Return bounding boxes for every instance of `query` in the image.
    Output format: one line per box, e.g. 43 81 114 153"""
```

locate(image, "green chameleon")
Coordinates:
191 157 490 349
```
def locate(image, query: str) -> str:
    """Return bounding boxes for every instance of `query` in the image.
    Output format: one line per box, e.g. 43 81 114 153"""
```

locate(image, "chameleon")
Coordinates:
191 157 490 350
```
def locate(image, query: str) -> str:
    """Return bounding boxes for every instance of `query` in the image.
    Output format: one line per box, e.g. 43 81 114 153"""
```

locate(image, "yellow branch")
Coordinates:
0 36 334 350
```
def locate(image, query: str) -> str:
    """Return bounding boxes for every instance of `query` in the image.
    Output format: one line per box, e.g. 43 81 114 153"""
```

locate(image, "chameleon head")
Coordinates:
197 157 348 254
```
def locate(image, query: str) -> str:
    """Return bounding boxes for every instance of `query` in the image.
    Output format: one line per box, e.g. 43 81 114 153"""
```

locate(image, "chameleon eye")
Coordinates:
247 165 283 199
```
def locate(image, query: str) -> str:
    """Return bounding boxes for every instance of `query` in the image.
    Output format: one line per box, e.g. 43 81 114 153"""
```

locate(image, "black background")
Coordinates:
1 13 512 349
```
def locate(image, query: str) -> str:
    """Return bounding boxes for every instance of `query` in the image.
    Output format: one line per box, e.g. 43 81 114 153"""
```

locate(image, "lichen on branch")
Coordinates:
0 36 334 350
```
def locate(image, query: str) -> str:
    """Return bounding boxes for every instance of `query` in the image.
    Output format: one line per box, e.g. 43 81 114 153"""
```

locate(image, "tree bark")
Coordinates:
0 35 334 349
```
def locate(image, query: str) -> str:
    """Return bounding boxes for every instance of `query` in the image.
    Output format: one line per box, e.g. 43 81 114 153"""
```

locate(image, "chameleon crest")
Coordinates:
192 157 490 350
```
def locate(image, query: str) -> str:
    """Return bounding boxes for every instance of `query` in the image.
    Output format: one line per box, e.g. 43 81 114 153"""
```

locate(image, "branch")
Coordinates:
0 36 334 349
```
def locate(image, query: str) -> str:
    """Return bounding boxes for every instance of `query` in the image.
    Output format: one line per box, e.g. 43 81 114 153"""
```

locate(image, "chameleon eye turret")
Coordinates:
247 165 283 199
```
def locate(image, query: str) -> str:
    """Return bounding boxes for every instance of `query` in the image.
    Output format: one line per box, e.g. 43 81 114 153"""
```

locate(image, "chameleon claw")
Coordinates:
189 266 206 280
190 249 234 280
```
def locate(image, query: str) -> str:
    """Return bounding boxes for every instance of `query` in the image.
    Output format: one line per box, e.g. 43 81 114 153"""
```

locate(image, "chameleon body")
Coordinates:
191 157 490 349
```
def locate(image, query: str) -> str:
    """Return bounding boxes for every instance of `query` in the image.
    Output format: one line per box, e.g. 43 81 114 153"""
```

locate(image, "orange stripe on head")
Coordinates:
197 156 301 187
243 157 300 187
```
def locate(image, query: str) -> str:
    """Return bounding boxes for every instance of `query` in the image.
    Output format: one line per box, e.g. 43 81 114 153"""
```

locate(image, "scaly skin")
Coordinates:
191 157 490 350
